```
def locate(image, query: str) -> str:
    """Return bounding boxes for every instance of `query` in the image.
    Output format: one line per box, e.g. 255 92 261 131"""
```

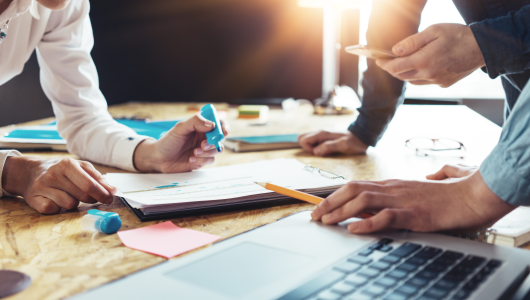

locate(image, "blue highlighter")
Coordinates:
200 104 224 152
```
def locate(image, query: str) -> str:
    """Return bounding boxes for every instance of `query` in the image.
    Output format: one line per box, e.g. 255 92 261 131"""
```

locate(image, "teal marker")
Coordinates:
200 104 224 152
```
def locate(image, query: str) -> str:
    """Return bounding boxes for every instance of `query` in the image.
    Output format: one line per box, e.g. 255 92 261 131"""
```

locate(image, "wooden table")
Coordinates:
0 103 515 300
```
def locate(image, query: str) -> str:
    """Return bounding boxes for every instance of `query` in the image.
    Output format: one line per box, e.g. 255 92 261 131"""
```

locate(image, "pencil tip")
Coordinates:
255 182 266 187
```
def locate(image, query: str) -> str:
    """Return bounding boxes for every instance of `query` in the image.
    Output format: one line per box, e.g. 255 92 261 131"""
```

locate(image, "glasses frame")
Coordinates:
304 165 345 179
405 137 467 158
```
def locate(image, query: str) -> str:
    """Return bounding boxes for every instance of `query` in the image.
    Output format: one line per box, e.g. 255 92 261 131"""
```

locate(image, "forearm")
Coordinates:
470 4 530 78
2 156 39 196
0 150 23 198
349 61 406 146
133 139 160 173
469 170 517 226
349 0 424 146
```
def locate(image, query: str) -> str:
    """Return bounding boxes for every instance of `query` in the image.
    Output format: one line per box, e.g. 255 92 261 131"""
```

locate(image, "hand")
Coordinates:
311 166 516 233
376 24 485 88
133 114 230 173
2 156 117 214
298 131 368 156
425 164 478 181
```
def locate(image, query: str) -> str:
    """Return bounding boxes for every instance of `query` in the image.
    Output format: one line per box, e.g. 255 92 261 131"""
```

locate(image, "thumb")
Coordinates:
392 28 437 57
314 139 344 156
172 114 215 136
426 164 466 181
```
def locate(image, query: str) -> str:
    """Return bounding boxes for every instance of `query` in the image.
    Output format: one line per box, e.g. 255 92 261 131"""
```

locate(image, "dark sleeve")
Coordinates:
470 4 530 78
348 0 425 147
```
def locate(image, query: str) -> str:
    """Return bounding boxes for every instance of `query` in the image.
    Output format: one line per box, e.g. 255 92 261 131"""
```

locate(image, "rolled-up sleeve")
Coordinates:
480 79 530 205
0 150 22 198
470 4 530 78
36 0 151 172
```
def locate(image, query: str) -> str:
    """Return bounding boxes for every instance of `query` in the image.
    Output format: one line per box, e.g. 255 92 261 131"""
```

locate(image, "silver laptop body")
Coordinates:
70 211 530 300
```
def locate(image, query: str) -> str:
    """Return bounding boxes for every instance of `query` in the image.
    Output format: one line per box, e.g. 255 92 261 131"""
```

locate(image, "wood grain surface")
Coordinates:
0 103 524 300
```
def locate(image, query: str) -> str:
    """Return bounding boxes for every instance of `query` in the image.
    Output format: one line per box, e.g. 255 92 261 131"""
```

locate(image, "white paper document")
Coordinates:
106 158 348 214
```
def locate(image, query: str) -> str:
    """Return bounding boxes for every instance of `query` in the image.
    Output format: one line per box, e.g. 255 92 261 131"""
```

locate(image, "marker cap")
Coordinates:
81 209 122 234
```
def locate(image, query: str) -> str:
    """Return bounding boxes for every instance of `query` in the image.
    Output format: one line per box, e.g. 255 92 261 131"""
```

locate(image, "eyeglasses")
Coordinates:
304 165 345 179
405 137 466 158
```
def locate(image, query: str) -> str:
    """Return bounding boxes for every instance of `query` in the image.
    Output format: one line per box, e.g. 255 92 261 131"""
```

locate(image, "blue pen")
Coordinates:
200 104 224 152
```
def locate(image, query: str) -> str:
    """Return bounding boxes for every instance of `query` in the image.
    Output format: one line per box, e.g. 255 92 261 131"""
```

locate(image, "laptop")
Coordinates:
70 211 530 300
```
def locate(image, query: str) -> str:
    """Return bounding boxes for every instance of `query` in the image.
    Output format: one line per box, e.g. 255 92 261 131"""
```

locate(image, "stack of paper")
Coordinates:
487 207 530 247
223 134 300 152
106 158 348 220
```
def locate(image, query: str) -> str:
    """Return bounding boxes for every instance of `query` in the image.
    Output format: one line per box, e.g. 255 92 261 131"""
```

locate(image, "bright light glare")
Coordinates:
358 0 505 99
298 0 367 9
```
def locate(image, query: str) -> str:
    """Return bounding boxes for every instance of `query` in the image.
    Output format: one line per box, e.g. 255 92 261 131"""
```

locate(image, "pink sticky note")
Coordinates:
117 221 221 259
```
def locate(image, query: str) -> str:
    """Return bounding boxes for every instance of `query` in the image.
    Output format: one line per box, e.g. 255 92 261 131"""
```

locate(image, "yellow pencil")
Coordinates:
255 182 374 219
255 182 323 205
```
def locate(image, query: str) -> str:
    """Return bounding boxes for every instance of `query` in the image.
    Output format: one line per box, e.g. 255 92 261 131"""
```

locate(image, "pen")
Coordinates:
255 182 374 219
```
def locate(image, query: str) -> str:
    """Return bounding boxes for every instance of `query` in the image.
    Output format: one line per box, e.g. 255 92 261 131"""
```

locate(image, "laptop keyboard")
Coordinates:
279 239 503 300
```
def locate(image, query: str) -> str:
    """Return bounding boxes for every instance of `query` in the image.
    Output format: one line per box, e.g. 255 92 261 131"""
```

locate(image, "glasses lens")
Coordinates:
408 138 434 149
437 139 462 150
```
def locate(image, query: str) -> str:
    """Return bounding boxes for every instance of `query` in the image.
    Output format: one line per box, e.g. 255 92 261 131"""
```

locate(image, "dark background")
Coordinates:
0 0 503 128
0 0 360 126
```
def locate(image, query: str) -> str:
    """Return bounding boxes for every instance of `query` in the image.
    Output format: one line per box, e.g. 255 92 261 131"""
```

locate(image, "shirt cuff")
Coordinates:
110 136 155 172
348 122 376 147
470 19 524 78
480 147 530 206
0 150 22 198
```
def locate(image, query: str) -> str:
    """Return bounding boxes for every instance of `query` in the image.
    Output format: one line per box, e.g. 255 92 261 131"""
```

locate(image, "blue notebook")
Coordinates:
224 134 300 152
0 119 179 151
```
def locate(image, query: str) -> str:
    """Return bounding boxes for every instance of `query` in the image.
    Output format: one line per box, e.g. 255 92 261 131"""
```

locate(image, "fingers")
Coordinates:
377 56 418 78
426 164 477 180
49 178 98 204
220 119 230 136
194 141 222 158
392 27 438 57
39 188 80 210
377 26 440 80
313 139 347 156
172 114 216 136
78 161 117 194
26 195 61 215
408 80 432 85
347 208 415 233
320 192 396 225
298 132 321 152
62 159 114 204
189 157 215 170
312 181 382 220
298 131 341 154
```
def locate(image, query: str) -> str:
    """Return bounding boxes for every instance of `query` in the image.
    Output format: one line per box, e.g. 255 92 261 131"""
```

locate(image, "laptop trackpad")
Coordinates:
166 242 314 298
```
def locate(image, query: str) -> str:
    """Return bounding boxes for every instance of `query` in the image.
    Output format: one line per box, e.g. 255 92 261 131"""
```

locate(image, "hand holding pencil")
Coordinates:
256 182 373 220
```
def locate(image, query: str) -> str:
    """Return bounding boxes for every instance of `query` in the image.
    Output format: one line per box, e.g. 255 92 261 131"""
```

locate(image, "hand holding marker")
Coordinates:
200 104 225 152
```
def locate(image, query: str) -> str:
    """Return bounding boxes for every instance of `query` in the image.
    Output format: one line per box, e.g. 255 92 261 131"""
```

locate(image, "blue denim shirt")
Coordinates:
351 0 530 205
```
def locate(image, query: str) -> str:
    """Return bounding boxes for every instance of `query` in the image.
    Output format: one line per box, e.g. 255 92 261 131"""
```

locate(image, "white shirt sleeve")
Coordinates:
35 0 153 172
0 150 22 198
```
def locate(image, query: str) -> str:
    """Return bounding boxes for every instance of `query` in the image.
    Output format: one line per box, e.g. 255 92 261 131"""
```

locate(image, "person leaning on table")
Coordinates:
304 0 530 232
0 0 229 214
